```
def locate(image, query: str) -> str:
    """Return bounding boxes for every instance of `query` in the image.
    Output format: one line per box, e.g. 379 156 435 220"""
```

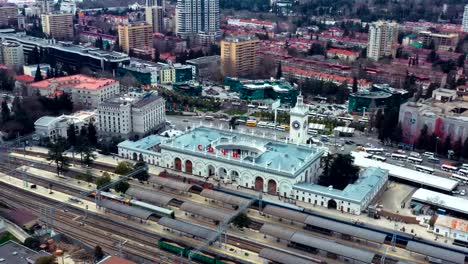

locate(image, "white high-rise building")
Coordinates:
97 91 166 138
175 0 220 42
367 21 399 61
145 0 164 33
463 4 468 32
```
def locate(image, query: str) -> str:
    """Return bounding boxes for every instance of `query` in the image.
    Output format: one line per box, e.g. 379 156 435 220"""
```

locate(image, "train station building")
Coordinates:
118 125 324 197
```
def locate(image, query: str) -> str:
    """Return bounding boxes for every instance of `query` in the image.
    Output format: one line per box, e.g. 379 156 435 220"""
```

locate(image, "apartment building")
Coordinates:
0 41 24 70
418 31 459 52
118 23 153 54
41 13 74 40
367 21 399 61
0 5 18 27
463 4 468 32
145 0 164 33
220 36 259 77
175 0 220 42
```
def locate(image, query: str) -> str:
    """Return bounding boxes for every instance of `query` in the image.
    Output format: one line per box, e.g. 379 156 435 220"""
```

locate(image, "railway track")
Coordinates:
0 183 184 263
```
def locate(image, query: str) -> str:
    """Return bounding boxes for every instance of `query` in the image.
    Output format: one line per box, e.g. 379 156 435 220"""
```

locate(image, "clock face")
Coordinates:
292 120 300 130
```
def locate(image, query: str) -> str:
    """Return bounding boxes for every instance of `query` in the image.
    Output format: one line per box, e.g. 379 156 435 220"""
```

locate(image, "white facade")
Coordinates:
463 5 468 33
367 21 399 61
97 91 166 138
118 126 324 197
34 111 96 141
60 1 77 14
293 167 389 215
289 95 309 144
227 19 276 30
0 41 24 70
175 0 220 40
435 215 468 242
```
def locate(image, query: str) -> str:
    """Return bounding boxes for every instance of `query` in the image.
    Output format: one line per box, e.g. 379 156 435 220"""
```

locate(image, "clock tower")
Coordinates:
289 94 309 144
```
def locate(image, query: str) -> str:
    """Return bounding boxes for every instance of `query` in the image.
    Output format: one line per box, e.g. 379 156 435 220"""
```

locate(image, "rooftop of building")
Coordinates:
327 48 359 56
0 32 129 62
228 18 276 26
412 188 468 215
0 241 50 264
34 111 95 127
293 167 388 203
222 35 259 43
186 55 220 64
99 91 162 108
402 96 468 121
15 75 34 83
161 126 323 176
30 74 118 91
435 215 468 233
118 134 166 152
240 78 296 93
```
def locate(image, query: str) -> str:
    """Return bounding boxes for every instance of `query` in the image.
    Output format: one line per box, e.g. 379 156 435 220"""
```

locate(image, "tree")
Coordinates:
87 122 98 146
46 137 69 176
66 124 77 146
28 46 41 65
34 64 43 82
82 144 96 166
1 100 10 123
318 154 359 190
96 173 111 189
462 138 468 159
229 116 239 130
276 62 282 79
231 213 252 229
391 122 403 143
444 135 452 155
94 245 104 262
115 161 133 175
416 124 428 150
352 76 358 93
23 237 40 250
35 255 56 264
114 181 130 193
133 161 149 181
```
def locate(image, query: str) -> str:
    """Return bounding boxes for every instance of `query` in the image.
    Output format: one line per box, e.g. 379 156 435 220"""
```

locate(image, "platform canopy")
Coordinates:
126 187 175 206
180 201 233 222
98 200 155 220
262 205 308 223
260 223 296 241
259 248 316 264
406 241 465 264
158 217 217 240
149 176 195 192
200 189 249 207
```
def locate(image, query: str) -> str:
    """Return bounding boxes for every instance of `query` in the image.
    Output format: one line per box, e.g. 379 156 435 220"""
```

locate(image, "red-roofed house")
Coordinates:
29 74 120 108
327 48 359 62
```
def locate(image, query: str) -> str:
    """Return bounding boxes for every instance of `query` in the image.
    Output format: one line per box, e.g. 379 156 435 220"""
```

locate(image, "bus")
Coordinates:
364 148 384 154
204 115 214 121
391 153 407 161
441 163 458 172
415 165 434 174
371 155 386 162
458 168 468 176
246 120 257 127
451 173 468 183
407 157 423 164
462 164 468 170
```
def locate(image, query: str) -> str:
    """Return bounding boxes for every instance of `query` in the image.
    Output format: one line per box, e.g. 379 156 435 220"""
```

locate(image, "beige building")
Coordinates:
367 21 399 61
41 13 74 40
118 23 153 54
0 5 18 27
0 41 24 70
220 36 259 77
418 31 459 52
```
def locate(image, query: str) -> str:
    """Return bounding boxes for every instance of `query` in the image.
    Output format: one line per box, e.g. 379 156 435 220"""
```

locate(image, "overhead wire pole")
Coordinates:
188 193 260 262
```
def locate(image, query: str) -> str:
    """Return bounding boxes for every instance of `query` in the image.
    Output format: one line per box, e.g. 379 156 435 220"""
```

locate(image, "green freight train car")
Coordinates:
157 239 233 264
